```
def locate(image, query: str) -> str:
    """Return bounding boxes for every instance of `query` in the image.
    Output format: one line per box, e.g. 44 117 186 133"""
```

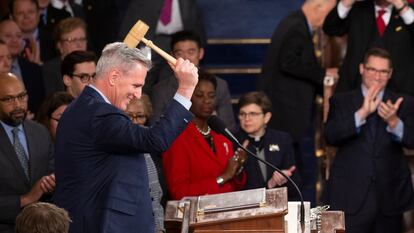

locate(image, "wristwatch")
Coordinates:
216 176 225 185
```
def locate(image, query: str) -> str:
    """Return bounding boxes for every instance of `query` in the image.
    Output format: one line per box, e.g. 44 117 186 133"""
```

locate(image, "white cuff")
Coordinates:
400 7 414 25
173 93 192 110
338 1 352 19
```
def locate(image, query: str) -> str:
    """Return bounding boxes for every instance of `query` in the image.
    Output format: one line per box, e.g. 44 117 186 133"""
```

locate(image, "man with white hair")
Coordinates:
53 42 198 233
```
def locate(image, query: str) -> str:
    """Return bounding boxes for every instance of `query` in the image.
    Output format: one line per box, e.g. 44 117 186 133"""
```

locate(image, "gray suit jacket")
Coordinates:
0 120 54 233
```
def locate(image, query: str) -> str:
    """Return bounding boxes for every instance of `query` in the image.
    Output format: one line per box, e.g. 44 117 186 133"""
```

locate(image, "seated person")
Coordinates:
125 95 165 233
42 17 88 96
163 72 246 200
15 202 71 233
0 40 12 74
35 92 74 140
236 91 300 199
149 30 235 130
0 19 45 114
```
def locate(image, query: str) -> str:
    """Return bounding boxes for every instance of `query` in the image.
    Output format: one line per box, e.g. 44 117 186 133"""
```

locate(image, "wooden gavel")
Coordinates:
123 20 177 65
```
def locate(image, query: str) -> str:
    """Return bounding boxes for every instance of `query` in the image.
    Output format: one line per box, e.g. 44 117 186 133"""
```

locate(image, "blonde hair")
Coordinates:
15 202 71 233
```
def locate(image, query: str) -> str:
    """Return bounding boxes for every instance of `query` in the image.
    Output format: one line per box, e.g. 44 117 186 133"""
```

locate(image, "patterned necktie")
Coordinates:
376 9 386 37
12 127 30 180
160 0 173 25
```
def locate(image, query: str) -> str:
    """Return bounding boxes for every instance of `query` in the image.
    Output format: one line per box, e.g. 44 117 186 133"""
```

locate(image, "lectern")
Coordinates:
165 187 288 233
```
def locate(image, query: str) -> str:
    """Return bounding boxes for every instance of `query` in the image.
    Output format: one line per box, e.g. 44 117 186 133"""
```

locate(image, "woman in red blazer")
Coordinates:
163 73 246 200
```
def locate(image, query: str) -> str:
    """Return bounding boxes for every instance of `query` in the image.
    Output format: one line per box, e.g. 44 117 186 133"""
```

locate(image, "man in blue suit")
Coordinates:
53 42 198 233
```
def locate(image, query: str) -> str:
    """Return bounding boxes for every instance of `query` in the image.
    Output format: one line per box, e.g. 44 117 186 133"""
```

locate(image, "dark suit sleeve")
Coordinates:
0 195 20 223
280 134 296 170
92 100 193 154
323 4 350 36
324 95 359 146
215 78 236 131
278 28 325 86
401 95 414 148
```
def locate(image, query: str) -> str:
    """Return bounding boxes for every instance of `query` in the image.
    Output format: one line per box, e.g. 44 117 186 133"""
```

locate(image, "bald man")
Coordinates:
0 73 54 233
258 0 337 204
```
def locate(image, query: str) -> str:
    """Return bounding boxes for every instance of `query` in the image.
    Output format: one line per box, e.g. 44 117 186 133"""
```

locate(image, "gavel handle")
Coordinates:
141 38 177 65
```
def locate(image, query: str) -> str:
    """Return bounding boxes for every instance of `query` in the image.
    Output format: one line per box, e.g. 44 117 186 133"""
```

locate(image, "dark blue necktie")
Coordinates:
366 113 379 140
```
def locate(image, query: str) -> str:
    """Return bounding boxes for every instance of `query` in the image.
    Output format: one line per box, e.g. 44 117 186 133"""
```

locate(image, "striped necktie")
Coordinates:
12 127 30 180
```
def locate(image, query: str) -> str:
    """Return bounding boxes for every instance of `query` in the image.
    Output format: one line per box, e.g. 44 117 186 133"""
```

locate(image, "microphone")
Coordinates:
207 115 305 224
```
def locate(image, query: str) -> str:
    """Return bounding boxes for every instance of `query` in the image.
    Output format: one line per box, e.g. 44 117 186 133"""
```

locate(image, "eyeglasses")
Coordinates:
238 112 264 119
72 73 95 83
50 116 60 122
127 113 147 121
0 92 28 105
364 66 391 77
61 37 87 44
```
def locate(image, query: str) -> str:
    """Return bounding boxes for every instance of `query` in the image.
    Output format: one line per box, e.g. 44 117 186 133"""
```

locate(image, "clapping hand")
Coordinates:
357 84 382 120
378 97 403 129
267 166 296 188
220 140 249 183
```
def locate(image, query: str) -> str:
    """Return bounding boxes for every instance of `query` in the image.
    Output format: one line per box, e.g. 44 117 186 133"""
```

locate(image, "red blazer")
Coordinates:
163 122 246 200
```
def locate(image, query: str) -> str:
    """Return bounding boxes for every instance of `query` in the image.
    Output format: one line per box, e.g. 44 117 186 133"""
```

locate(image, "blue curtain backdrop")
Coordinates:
197 0 303 39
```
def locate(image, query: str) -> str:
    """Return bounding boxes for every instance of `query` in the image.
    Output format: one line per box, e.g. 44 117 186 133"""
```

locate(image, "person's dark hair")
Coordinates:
35 92 74 134
198 70 217 90
15 202 71 233
9 0 39 16
363 47 393 68
238 91 272 114
170 30 202 50
61 50 97 77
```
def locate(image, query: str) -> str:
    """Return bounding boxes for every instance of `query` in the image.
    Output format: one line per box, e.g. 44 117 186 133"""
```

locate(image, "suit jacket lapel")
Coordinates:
375 90 395 145
24 121 40 185
189 124 222 164
0 123 30 185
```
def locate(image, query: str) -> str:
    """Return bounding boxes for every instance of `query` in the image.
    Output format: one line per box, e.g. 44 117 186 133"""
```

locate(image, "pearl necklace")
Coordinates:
195 125 211 136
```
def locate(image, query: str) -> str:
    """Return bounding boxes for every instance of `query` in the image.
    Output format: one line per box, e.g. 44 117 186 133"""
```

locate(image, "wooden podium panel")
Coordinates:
320 211 345 233
165 188 288 233
165 188 346 233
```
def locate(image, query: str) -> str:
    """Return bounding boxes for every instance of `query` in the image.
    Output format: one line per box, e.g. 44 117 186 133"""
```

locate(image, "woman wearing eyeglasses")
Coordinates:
124 94 166 233
162 72 246 200
36 92 74 140
236 91 300 199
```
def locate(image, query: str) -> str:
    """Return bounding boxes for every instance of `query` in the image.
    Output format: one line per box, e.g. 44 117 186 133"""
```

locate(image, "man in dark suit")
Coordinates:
149 30 235 130
257 0 337 203
0 73 55 233
323 0 414 97
9 0 58 63
325 47 414 233
0 19 45 114
37 0 71 30
53 42 198 233
117 0 206 60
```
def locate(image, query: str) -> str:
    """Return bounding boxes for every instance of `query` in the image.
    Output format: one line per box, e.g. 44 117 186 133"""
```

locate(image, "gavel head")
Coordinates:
124 20 149 48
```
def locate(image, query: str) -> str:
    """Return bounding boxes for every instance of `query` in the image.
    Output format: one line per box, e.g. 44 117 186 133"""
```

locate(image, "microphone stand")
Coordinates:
229 129 305 225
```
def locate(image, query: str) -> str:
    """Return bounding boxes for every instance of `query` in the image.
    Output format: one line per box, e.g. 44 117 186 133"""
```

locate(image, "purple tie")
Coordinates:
160 0 173 25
